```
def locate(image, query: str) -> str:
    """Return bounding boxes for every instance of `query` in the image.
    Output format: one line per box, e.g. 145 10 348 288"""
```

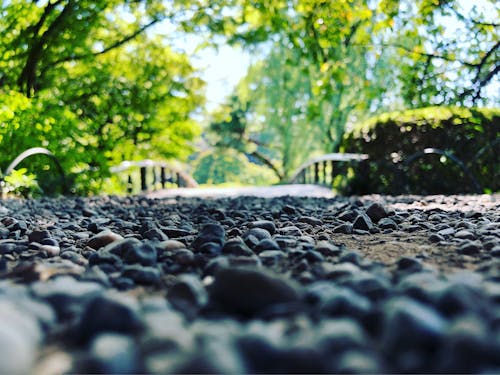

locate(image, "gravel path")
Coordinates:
0 194 499 374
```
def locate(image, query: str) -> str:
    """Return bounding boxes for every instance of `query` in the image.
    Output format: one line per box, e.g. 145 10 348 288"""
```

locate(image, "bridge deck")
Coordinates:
146 184 333 199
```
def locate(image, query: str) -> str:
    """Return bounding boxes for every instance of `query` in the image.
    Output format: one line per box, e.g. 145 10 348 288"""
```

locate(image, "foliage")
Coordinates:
341 106 500 194
2 168 42 198
193 149 279 186
0 0 204 194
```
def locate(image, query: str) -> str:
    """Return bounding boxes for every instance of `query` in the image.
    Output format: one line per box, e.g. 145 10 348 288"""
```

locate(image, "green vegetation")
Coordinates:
341 106 500 194
0 0 498 193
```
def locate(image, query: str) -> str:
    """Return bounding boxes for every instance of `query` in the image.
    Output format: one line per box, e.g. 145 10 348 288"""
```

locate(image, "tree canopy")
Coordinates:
1 0 498 192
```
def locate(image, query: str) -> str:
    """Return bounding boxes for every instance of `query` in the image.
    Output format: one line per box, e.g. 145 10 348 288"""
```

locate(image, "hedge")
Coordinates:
340 106 500 194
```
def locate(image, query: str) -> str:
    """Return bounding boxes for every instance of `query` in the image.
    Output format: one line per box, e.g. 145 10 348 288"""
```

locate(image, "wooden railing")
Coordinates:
109 159 198 194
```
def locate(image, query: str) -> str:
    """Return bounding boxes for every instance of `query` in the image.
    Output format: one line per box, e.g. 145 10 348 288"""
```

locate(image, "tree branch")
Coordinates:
41 18 162 72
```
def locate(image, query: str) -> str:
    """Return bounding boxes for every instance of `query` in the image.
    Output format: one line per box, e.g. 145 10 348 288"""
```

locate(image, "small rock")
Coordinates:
353 214 374 231
455 230 476 240
210 267 300 316
457 240 481 255
365 202 388 223
86 333 140 374
123 242 157 266
77 293 143 342
87 230 123 250
249 220 276 235
122 265 161 285
167 274 208 318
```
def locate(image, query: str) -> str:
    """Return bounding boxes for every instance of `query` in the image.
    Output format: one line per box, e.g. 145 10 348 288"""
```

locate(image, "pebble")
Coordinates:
0 194 497 373
210 267 300 316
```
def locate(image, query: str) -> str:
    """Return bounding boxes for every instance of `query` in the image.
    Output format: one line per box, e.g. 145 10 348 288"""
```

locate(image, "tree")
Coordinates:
0 0 204 193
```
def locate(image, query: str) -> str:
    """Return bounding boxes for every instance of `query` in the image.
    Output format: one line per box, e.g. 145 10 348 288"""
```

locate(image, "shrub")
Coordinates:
341 106 500 194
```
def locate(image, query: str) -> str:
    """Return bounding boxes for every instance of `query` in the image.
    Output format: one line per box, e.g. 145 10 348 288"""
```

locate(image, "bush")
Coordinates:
341 106 500 194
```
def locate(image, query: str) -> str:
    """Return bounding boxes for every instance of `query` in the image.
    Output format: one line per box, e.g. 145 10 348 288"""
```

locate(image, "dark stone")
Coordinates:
222 238 254 256
123 242 157 266
332 223 353 234
314 241 342 256
298 216 323 226
365 202 388 223
77 293 144 342
167 274 208 318
254 238 281 254
198 241 222 256
458 240 481 255
28 230 51 243
338 210 358 222
122 265 161 285
210 267 300 317
382 297 447 372
353 213 374 231
192 223 225 251
249 220 276 235
378 217 399 230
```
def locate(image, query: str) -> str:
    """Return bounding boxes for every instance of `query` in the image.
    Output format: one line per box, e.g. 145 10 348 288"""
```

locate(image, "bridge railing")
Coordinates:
290 147 488 194
109 159 198 194
289 153 369 187
0 147 68 198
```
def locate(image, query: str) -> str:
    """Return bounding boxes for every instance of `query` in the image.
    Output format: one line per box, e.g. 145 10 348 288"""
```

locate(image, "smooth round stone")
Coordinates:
77 293 143 342
157 239 186 253
236 334 282 373
244 227 272 241
87 230 124 250
38 244 60 257
122 265 161 285
455 230 476 240
249 220 276 235
210 267 300 316
198 241 222 256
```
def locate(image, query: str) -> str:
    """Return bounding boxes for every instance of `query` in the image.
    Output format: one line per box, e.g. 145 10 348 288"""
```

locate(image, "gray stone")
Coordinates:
378 217 399 230
254 238 281 253
314 241 342 256
222 237 254 256
455 229 476 240
88 333 140 374
249 220 276 235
